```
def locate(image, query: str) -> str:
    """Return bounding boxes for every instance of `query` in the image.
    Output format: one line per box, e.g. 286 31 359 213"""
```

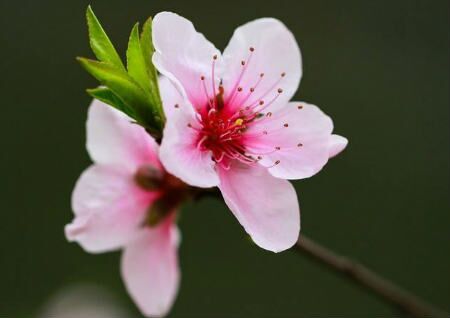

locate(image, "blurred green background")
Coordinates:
1 0 448 316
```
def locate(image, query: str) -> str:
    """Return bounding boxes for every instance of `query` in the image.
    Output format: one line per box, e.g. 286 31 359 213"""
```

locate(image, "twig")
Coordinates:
293 236 448 317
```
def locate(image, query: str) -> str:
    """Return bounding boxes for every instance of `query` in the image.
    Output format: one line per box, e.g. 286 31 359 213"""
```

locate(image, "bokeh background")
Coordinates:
1 0 448 317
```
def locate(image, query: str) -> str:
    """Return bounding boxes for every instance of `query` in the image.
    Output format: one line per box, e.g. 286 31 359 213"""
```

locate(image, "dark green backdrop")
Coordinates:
1 0 448 317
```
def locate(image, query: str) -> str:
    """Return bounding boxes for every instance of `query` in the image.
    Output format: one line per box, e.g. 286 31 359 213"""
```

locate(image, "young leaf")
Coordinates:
126 23 152 95
77 57 162 129
87 87 136 119
86 6 125 71
140 17 164 119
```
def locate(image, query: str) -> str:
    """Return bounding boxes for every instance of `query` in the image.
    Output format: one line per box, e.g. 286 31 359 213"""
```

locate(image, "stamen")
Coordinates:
227 48 255 104
211 55 218 106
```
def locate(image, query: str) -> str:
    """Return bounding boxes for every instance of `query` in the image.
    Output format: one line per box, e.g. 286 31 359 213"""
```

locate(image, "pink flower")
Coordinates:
152 12 348 252
65 98 183 317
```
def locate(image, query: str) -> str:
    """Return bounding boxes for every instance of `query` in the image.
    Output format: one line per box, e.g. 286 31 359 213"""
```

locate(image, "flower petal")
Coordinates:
158 76 185 119
159 102 219 188
329 134 348 158
152 12 222 108
222 18 302 111
87 99 160 172
65 165 156 253
245 102 334 180
218 163 300 252
121 217 180 317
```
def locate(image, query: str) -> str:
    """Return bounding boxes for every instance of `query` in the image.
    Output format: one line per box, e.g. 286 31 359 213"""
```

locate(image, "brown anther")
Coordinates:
259 100 264 105
297 143 303 147
249 47 255 52
237 87 243 92
245 106 250 110
275 146 281 150
250 87 255 92
200 76 205 80
257 156 262 160
213 54 218 60
266 112 272 117
284 123 289 127
278 88 283 93
274 160 281 165
187 123 192 128
174 104 179 108
281 72 286 77
263 130 268 135
241 60 245 66
260 73 265 77
297 105 303 109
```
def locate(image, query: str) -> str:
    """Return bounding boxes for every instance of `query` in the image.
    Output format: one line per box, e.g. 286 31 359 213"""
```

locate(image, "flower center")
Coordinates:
181 47 289 168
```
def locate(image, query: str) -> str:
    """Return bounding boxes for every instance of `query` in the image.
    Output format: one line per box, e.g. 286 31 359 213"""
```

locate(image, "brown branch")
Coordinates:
293 235 448 318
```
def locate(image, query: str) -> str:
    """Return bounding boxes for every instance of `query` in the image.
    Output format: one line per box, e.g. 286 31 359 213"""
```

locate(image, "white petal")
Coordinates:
329 134 348 158
159 102 219 188
245 102 334 180
218 163 300 252
222 18 302 111
65 165 155 253
152 12 222 108
86 100 160 172
121 219 180 317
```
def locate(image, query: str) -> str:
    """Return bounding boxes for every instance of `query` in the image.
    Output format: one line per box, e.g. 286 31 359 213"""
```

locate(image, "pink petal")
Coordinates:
218 163 300 252
86 100 160 172
159 101 219 188
152 12 222 108
65 165 156 253
329 134 348 158
222 18 301 111
245 102 334 180
121 218 180 317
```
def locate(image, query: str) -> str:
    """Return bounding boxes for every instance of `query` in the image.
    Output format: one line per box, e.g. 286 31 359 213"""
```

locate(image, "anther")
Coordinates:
297 143 303 147
284 123 289 127
274 160 280 165
250 87 255 92
187 123 192 128
174 104 179 108
213 54 218 60
259 100 264 105
241 60 246 66
201 76 205 80
277 88 283 93
249 47 255 52
275 146 281 150
281 72 286 77
260 73 265 77
263 130 268 135
297 105 303 109
266 112 272 117
237 87 243 92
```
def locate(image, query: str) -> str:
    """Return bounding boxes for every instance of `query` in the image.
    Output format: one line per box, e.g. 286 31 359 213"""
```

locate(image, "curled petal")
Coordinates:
329 134 348 158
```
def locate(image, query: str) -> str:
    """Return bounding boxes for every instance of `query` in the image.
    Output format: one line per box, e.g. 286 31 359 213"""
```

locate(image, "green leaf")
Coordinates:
86 6 125 71
126 23 152 94
87 87 136 119
77 57 162 129
140 17 164 120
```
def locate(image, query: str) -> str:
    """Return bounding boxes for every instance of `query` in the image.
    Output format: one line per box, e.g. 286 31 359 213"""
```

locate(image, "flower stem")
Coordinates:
293 235 448 317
